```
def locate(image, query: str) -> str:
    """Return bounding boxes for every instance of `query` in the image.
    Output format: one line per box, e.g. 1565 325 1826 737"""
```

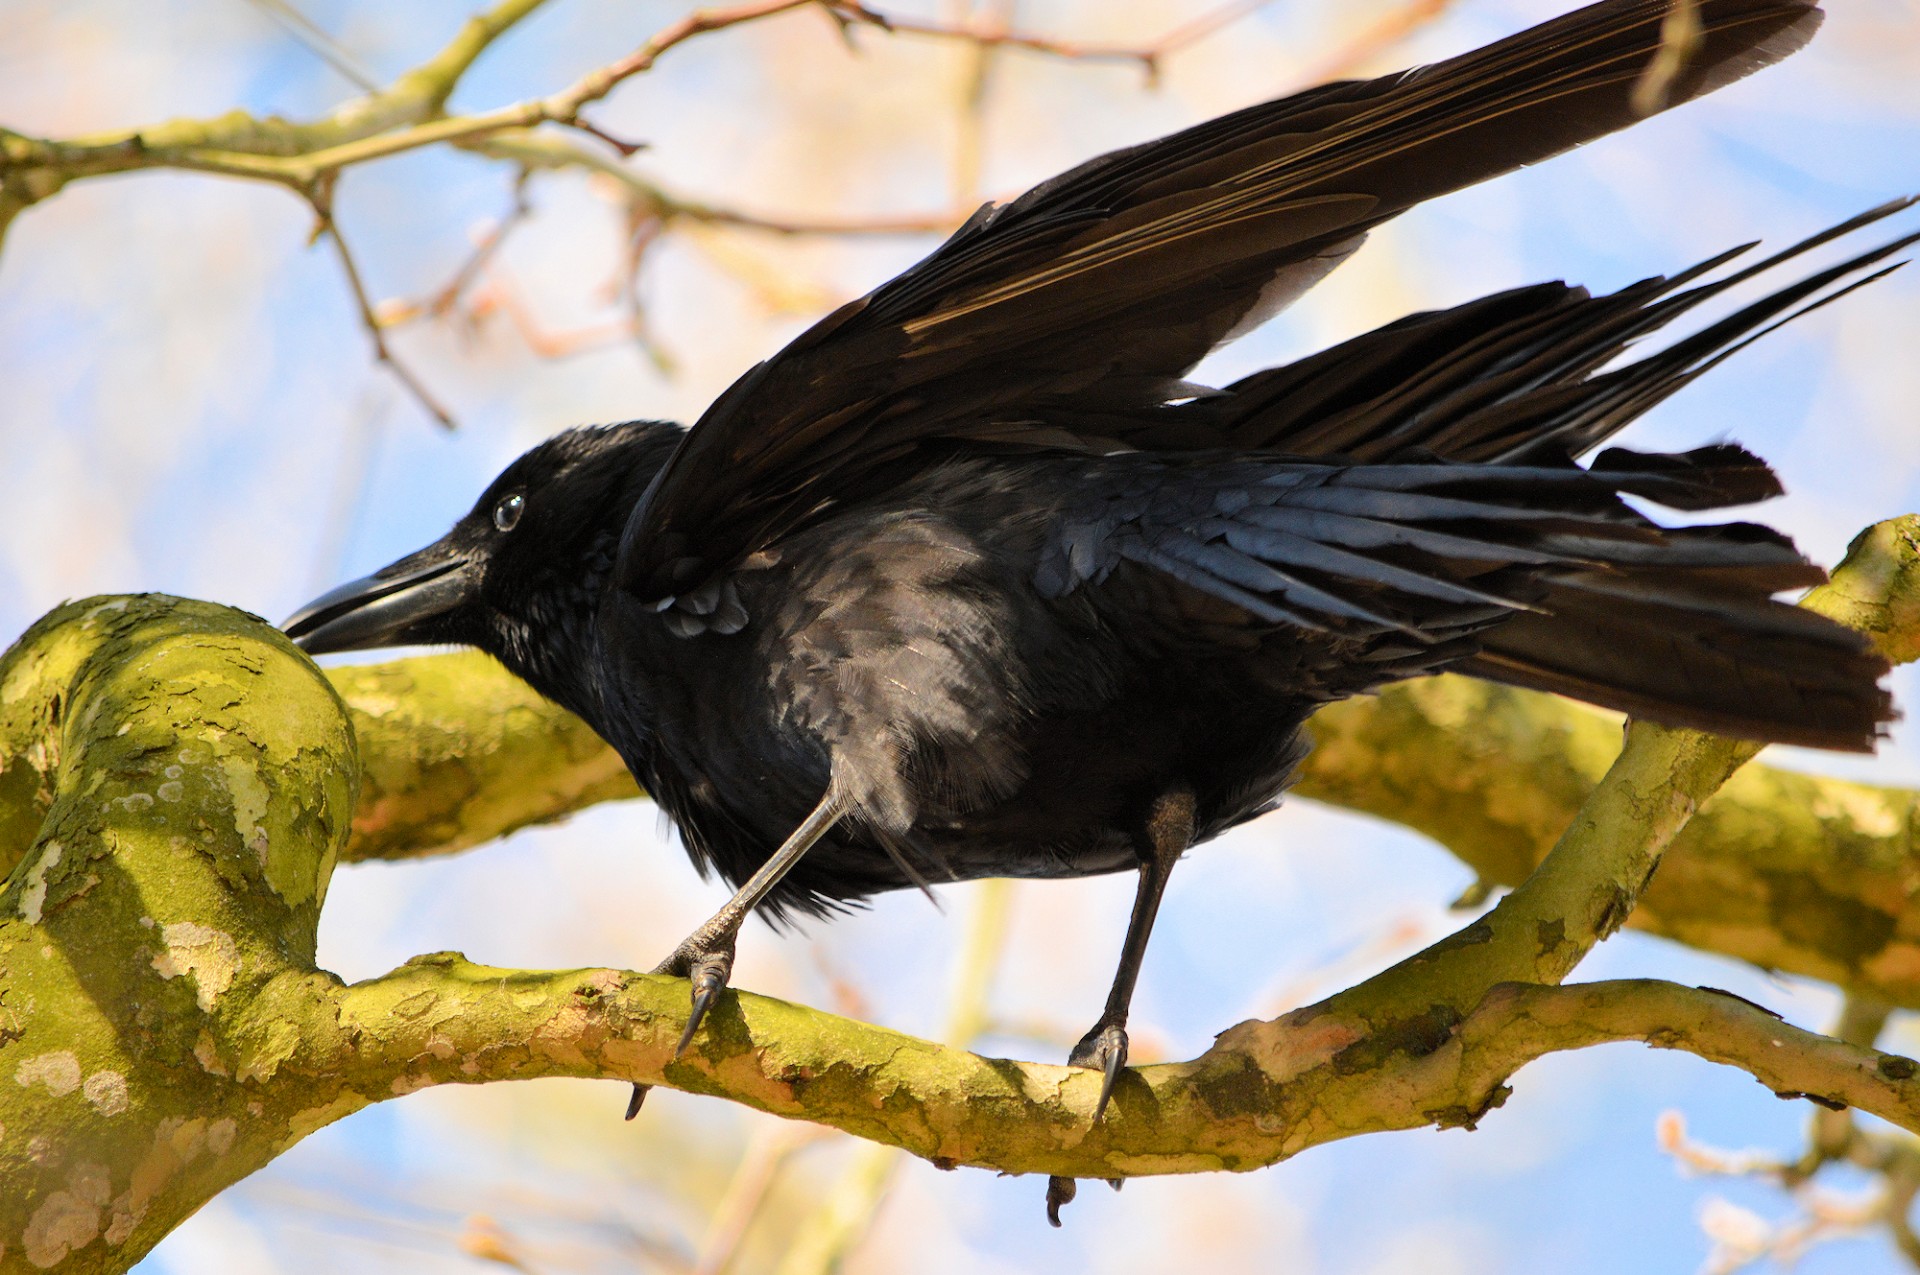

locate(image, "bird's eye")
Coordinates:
493 493 525 533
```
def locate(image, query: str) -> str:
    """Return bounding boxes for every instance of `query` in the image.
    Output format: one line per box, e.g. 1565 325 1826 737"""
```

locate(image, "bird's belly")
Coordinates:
617 488 1331 913
643 636 1319 913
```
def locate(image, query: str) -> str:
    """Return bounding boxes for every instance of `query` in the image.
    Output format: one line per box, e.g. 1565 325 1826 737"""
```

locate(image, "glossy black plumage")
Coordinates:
283 0 1904 1222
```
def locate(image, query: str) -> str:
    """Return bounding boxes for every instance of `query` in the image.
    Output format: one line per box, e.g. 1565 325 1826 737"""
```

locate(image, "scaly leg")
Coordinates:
625 789 847 1120
1046 788 1195 1226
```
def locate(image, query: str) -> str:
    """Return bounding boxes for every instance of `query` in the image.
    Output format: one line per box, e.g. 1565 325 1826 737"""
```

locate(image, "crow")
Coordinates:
286 0 1904 1223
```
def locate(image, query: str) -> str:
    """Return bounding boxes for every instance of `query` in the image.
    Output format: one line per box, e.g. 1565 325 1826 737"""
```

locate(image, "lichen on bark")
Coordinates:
0 596 358 1272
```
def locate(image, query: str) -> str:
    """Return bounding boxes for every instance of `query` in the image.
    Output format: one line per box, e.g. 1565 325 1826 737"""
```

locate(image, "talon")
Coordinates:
1045 1174 1076 1226
634 927 743 1119
1068 1022 1130 1123
1045 1022 1128 1225
674 949 733 1057
1095 1041 1127 1123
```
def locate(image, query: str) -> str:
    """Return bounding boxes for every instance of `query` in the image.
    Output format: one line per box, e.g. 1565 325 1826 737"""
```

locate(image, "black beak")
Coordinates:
283 546 478 655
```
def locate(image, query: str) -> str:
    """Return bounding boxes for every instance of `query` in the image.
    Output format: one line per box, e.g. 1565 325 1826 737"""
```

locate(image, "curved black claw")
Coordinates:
653 935 737 1058
1045 1022 1131 1222
1045 1174 1076 1227
627 936 736 1119
677 951 732 1056
1069 1021 1130 1123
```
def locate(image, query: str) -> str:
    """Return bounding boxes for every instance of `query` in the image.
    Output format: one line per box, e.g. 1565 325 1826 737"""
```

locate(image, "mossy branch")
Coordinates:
0 597 360 1272
0 0 552 227
1 514 1916 1271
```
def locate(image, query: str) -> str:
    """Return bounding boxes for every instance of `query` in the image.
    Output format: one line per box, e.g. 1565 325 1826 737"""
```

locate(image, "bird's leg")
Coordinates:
1075 787 1195 1118
624 788 847 1120
1046 787 1195 1226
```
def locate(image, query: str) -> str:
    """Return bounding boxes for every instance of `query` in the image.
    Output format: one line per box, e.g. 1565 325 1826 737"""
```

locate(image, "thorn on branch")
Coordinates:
571 116 648 158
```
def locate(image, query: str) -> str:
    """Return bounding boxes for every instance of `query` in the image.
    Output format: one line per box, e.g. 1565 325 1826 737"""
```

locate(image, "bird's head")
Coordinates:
284 420 684 704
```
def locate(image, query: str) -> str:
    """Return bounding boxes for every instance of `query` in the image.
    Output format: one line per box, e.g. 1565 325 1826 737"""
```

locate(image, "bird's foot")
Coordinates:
1043 1021 1131 1222
652 925 739 1057
1069 1020 1129 1123
626 929 735 1123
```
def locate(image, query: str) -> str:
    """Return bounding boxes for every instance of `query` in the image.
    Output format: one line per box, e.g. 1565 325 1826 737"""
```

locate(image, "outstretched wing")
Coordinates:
616 0 1822 609
1153 198 1918 463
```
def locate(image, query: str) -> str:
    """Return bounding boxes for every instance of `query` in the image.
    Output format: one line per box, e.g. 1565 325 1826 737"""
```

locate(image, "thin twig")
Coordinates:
836 2 1158 70
833 0 1289 84
547 0 826 125
570 116 647 157
311 189 457 429
1291 0 1455 86
424 171 536 324
690 1126 831 1275
244 0 383 91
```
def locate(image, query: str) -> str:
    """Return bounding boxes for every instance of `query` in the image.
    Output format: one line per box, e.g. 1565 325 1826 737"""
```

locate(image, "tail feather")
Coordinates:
1459 573 1891 751
1056 445 1893 750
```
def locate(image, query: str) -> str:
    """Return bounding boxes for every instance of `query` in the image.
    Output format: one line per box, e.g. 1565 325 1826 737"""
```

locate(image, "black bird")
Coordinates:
287 0 1903 1223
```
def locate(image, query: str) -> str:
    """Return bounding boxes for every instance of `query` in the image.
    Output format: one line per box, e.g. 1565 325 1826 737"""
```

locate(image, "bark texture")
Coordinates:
0 598 358 1272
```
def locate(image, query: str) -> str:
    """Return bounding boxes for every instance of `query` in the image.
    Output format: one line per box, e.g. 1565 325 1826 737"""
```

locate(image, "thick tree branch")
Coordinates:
248 963 1920 1178
330 653 639 865
0 597 360 1272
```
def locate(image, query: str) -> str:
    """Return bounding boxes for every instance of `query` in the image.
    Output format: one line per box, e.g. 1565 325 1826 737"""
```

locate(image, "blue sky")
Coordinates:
5 1 1920 1270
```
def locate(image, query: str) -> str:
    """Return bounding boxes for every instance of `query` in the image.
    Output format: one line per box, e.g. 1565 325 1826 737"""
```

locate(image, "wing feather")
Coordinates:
617 0 1823 608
